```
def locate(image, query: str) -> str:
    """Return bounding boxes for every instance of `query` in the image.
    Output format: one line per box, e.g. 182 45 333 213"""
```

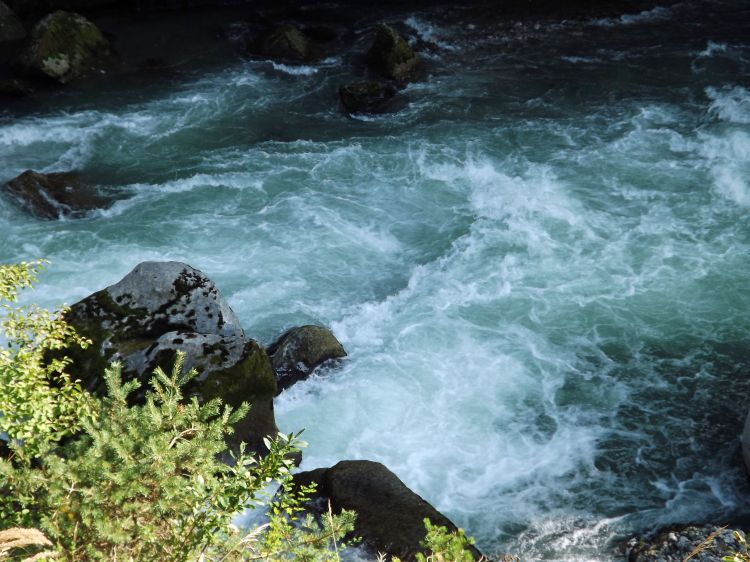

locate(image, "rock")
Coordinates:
367 23 419 83
626 524 747 561
0 1 25 43
0 77 33 97
267 325 346 393
339 81 398 114
741 409 750 474
18 10 109 84
292 460 483 561
255 25 317 63
2 170 110 219
65 262 279 456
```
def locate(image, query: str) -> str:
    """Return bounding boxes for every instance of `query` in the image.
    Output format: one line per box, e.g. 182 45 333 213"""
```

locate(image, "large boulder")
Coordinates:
65 262 279 455
267 324 346 393
339 81 398 115
626 524 746 561
254 25 317 64
18 10 109 83
2 170 110 219
366 24 419 83
292 460 483 561
0 1 25 43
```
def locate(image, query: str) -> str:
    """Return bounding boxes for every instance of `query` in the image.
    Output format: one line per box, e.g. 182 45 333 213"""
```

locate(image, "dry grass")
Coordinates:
683 526 727 562
0 527 55 561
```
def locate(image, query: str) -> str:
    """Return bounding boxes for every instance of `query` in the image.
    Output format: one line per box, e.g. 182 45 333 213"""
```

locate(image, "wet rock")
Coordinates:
367 23 419 83
254 25 317 63
292 460 484 561
339 81 397 114
0 77 33 97
741 409 750 474
626 524 747 561
0 1 25 43
1 170 109 219
18 10 110 84
65 262 279 456
267 325 346 393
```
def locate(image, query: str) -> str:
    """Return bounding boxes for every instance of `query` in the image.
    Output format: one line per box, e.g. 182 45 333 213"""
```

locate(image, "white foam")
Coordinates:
591 5 673 27
405 16 459 52
707 86 750 124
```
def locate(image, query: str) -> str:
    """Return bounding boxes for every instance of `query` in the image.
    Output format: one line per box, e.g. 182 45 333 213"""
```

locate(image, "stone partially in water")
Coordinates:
2 169 109 219
292 460 484 561
254 25 317 63
267 324 346 393
65 262 279 455
366 23 419 83
339 81 398 114
18 10 109 83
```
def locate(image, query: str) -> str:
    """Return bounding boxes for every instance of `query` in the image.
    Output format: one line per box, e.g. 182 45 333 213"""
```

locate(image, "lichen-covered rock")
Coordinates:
255 25 317 63
2 170 109 218
626 524 747 561
65 262 279 455
0 1 25 43
18 10 109 83
292 461 483 561
267 325 346 393
339 81 398 114
367 23 418 83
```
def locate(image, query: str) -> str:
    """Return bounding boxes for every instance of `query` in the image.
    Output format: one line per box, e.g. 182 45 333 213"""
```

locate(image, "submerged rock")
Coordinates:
339 81 398 114
18 10 109 83
267 324 346 393
254 25 317 63
292 460 483 561
0 1 25 43
367 23 419 83
626 524 747 561
2 170 109 218
65 262 279 455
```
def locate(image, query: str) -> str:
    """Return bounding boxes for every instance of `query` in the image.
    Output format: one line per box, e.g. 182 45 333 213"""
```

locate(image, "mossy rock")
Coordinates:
1 170 110 218
64 262 279 455
366 23 419 83
18 10 109 83
256 25 317 63
339 81 398 114
267 324 346 393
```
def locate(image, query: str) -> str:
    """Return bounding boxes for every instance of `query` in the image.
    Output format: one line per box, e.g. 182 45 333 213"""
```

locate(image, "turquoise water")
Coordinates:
1 1 750 559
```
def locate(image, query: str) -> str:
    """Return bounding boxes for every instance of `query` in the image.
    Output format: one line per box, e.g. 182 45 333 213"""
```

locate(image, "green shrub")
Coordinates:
0 261 478 562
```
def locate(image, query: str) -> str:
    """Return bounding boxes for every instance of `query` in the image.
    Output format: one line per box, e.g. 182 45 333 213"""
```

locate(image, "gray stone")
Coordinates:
627 525 747 562
65 262 279 456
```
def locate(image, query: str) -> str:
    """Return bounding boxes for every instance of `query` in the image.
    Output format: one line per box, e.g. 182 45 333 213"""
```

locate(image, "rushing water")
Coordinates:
2 0 750 559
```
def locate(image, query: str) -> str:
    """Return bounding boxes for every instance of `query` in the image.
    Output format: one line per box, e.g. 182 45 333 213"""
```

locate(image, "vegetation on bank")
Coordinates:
0 261 480 562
